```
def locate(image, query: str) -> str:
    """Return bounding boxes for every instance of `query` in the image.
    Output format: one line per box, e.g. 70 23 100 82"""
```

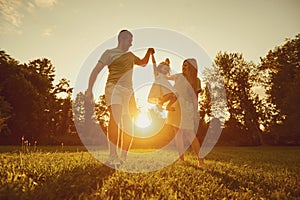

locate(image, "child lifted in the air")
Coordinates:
148 53 177 111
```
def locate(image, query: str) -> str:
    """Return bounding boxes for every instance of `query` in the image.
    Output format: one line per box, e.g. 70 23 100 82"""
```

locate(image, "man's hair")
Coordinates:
118 30 132 42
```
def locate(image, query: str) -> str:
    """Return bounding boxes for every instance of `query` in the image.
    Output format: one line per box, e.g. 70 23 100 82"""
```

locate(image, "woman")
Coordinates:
167 58 204 168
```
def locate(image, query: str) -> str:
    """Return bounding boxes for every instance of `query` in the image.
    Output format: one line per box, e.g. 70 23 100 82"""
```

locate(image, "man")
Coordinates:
86 30 154 165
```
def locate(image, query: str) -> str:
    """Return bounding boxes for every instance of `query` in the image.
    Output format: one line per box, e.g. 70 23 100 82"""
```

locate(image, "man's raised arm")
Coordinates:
135 48 154 67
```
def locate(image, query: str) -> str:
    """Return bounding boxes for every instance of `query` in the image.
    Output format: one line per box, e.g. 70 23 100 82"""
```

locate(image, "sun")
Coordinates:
135 110 152 128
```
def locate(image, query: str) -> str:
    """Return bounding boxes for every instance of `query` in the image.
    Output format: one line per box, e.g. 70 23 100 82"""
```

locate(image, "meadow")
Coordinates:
0 146 299 199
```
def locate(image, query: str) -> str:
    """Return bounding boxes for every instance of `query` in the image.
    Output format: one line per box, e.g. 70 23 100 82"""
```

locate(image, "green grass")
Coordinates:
0 146 299 199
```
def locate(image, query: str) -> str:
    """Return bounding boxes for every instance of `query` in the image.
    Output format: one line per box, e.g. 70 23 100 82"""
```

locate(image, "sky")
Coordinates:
1 0 300 94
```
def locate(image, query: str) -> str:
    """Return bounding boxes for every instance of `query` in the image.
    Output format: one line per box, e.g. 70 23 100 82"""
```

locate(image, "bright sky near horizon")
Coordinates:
1 0 300 90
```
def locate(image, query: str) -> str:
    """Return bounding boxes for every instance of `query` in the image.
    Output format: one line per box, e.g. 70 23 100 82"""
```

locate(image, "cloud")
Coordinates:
0 0 58 34
0 0 23 34
42 26 56 37
42 27 52 37
34 0 57 8
26 2 35 13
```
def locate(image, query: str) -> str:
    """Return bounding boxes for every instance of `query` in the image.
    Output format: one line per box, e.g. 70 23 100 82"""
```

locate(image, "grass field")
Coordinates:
0 146 299 199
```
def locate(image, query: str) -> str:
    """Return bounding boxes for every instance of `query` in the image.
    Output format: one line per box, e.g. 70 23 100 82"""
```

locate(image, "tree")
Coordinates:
25 58 57 136
0 94 12 136
214 52 264 145
0 50 41 141
52 78 74 136
201 65 228 123
73 92 86 130
260 34 300 144
0 51 75 144
94 95 109 129
73 92 107 145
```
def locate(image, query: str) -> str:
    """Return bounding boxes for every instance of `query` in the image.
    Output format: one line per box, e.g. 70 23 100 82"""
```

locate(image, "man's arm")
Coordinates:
135 48 154 67
86 61 106 103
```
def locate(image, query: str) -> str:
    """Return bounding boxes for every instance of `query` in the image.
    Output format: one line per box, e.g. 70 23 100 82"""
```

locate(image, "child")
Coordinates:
148 54 177 111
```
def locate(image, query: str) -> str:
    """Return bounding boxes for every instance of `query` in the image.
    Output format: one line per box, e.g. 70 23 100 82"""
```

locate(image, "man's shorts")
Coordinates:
105 82 137 116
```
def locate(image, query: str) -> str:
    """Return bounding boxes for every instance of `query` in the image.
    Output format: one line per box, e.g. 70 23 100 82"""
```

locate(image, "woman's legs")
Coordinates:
174 127 205 167
185 130 205 167
174 127 185 161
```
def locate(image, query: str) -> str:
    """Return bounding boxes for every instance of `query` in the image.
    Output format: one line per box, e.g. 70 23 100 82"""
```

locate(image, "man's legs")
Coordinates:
120 114 133 161
107 104 122 159
119 94 136 161
106 86 136 162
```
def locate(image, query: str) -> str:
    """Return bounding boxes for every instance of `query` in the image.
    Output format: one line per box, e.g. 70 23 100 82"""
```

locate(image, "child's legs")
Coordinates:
161 93 177 107
167 93 177 108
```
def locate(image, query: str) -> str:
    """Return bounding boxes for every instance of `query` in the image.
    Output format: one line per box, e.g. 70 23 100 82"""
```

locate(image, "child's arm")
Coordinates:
151 54 158 76
166 74 176 80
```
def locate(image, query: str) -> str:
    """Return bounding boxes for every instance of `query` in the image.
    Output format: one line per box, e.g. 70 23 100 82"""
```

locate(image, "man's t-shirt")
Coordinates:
99 48 139 88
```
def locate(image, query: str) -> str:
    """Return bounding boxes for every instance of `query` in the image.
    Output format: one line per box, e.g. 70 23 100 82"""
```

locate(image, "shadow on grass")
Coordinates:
30 163 115 199
205 166 270 196
206 169 243 190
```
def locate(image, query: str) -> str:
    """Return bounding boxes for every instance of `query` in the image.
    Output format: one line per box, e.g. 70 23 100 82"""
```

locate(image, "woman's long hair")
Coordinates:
183 59 198 95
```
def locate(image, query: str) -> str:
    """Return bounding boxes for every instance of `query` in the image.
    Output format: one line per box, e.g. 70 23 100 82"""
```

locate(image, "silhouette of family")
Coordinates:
86 29 204 168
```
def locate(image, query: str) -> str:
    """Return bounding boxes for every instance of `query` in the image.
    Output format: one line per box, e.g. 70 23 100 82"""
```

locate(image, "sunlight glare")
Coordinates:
135 111 152 128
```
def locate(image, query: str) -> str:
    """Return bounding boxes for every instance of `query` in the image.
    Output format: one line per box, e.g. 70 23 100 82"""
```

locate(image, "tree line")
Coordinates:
199 34 300 145
0 33 299 145
0 52 76 145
